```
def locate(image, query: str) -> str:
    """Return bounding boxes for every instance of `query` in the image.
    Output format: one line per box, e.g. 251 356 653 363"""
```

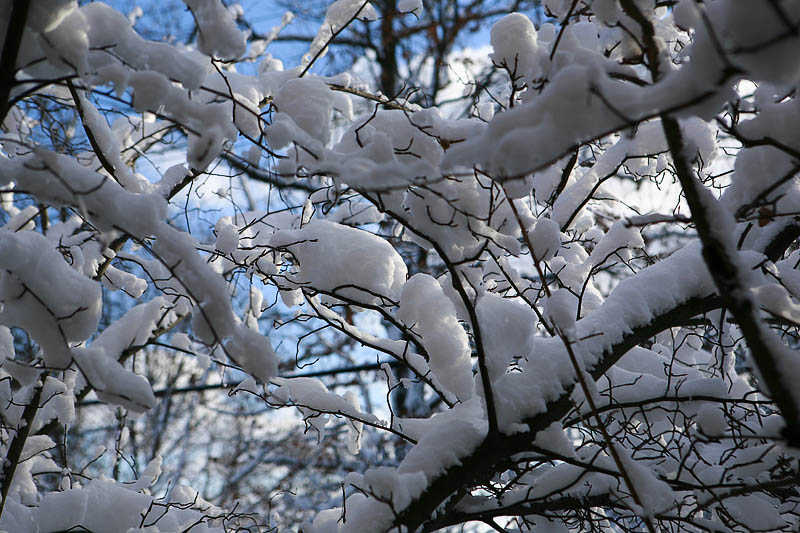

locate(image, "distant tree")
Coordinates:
1 1 800 532
265 0 541 105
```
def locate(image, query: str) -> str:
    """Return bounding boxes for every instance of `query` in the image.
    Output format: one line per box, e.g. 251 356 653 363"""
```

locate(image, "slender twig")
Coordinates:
299 1 372 78
66 79 120 183
78 361 402 406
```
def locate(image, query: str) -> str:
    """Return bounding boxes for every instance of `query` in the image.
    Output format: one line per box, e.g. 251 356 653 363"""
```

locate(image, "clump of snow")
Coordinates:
0 231 102 368
490 13 544 85
102 265 148 297
529 218 561 261
269 376 379 441
587 221 644 266
79 3 208 90
27 0 77 33
398 274 474 401
72 298 173 412
224 325 278 382
725 494 787 531
123 456 162 491
0 326 13 360
37 375 76 428
544 289 578 336
396 397 487 482
271 220 407 305
336 109 444 167
187 125 226 173
615 446 677 518
696 404 727 436
272 78 335 145
544 0 571 17
344 390 364 454
151 225 237 345
184 0 246 60
533 422 575 457
0 150 168 237
476 293 536 381
215 218 240 254
32 478 225 533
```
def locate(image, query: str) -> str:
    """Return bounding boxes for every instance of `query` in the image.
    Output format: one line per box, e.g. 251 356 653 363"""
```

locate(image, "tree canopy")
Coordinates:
1 0 800 532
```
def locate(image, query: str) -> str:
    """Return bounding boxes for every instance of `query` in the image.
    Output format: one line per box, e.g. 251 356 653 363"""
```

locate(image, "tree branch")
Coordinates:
0 376 45 519
0 0 31 124
393 291 722 530
661 114 800 447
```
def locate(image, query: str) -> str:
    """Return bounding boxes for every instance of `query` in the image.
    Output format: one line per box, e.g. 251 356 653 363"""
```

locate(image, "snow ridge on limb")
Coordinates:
389 252 728 530
392 226 792 530
617 0 800 447
379 2 800 524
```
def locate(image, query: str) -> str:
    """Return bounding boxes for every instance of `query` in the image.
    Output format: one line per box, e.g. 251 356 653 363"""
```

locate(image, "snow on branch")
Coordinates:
1 1 800 532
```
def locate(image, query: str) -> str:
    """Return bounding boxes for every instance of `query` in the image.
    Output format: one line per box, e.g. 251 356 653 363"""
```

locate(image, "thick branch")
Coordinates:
394 292 721 530
661 114 800 447
0 377 45 519
0 0 30 124
624 0 800 446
